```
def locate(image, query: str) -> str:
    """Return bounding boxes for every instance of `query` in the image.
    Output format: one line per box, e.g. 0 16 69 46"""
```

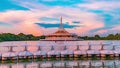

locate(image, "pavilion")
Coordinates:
44 17 79 41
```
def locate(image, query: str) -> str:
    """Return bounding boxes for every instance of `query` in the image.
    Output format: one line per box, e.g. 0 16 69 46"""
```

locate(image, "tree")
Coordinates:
18 33 28 40
0 38 2 42
106 34 115 40
0 33 19 41
37 35 46 39
26 34 34 40
114 33 120 40
1 32 120 41
94 35 100 40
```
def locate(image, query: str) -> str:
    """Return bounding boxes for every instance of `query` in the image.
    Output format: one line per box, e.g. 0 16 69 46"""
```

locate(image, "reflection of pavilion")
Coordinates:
44 17 79 41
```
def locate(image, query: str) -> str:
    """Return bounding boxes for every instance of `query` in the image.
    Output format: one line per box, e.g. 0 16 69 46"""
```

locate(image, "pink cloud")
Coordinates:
110 25 120 31
94 30 107 35
0 5 105 36
78 1 120 11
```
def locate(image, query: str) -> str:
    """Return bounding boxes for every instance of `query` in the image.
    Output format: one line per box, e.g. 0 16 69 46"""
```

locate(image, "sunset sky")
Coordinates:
0 0 120 36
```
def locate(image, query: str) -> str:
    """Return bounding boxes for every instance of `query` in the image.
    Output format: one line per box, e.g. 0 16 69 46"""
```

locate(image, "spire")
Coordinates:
59 16 64 30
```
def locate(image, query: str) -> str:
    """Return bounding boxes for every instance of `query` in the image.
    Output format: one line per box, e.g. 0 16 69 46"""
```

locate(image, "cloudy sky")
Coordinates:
0 0 120 36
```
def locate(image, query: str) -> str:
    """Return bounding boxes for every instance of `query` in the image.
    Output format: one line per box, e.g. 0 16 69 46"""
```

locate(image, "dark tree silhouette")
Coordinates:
0 33 120 42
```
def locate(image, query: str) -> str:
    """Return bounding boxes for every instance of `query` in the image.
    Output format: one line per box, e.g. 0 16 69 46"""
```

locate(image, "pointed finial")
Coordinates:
60 16 62 25
59 16 64 30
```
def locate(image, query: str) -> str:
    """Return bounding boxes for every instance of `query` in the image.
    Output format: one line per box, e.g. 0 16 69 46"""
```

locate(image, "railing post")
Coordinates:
89 61 92 68
88 42 91 50
101 43 104 50
38 46 41 51
102 62 105 68
113 61 116 68
51 46 54 50
77 45 79 50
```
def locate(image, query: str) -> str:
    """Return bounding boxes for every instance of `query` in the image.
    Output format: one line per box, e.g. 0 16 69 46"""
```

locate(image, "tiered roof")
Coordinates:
44 17 78 41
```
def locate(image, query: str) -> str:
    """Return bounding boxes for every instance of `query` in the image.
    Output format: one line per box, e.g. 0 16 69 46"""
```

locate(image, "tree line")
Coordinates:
0 33 120 42
78 33 120 40
0 33 45 42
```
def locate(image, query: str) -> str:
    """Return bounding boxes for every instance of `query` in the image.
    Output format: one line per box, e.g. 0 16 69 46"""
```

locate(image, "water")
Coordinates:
0 60 120 68
0 40 120 68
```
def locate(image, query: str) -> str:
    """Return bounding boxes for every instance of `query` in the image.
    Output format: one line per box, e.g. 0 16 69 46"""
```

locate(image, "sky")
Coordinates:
0 0 120 36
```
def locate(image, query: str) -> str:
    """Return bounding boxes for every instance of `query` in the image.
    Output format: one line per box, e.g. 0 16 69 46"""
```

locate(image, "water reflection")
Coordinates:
0 60 120 68
0 41 120 68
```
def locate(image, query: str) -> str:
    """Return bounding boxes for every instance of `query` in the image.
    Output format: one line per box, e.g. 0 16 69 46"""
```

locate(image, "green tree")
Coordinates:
37 35 46 39
94 35 100 40
0 33 19 41
0 38 2 42
1 32 120 41
18 33 28 40
26 34 34 40
106 34 115 40
114 33 120 40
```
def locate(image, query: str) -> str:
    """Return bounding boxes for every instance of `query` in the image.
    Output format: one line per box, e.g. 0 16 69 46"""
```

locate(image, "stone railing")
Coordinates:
0 43 120 60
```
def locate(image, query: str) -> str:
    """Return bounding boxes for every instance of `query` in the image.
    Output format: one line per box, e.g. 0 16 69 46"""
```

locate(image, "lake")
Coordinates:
0 40 120 68
0 60 120 68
